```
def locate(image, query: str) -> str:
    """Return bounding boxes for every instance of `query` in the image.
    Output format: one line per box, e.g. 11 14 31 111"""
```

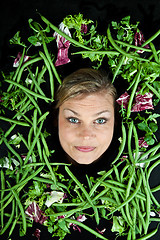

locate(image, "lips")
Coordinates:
75 146 96 152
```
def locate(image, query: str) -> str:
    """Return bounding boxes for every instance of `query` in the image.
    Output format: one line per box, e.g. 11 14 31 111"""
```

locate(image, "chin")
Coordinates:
73 156 102 165
76 160 95 165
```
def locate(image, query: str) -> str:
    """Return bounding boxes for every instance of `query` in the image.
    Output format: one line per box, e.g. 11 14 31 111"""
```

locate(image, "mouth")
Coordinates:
75 146 96 152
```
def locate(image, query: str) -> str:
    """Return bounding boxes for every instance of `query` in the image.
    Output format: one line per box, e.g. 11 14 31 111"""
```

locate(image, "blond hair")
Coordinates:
56 68 117 108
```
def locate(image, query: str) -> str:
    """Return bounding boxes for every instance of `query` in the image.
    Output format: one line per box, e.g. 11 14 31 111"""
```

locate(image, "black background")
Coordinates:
1 0 160 64
1 1 160 239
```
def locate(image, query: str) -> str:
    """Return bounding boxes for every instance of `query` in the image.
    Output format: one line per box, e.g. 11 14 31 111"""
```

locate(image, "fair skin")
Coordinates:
58 91 115 164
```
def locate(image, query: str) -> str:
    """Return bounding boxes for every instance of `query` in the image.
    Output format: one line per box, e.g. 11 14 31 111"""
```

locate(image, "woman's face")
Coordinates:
58 92 115 164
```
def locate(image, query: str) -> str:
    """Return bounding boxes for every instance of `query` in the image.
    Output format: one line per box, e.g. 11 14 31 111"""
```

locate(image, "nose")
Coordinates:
79 125 94 140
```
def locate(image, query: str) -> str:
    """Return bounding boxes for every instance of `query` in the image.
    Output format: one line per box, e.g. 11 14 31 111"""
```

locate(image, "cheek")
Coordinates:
58 117 74 144
99 121 114 145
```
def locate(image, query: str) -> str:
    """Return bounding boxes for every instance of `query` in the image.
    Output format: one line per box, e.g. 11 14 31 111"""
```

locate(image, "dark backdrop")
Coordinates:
1 0 160 64
0 1 160 240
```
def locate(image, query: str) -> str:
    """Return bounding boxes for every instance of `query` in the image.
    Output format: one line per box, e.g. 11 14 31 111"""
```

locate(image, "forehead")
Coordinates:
60 92 114 112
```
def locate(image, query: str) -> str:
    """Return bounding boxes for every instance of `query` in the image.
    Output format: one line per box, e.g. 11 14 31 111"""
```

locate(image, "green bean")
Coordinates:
125 167 136 199
145 82 160 101
24 121 44 164
115 40 152 53
35 66 39 78
132 198 146 233
140 168 151 233
131 207 137 240
127 121 135 164
30 154 36 163
0 170 5 228
112 122 127 165
105 180 145 201
27 67 47 97
120 164 129 183
113 165 120 181
111 189 129 225
98 196 117 205
141 29 160 47
91 187 110 201
39 51 54 99
41 15 92 51
65 218 109 240
0 194 14 211
14 95 28 109
32 176 55 184
8 216 19 237
13 100 32 120
0 183 25 210
7 48 26 92
43 148 57 184
74 187 85 202
151 184 160 193
138 218 143 235
133 125 139 163
25 91 42 115
65 166 100 225
86 175 93 191
107 172 142 217
4 124 16 138
0 199 15 235
37 138 43 161
16 169 20 186
112 55 126 83
37 111 49 124
0 116 30 127
127 228 132 240
125 198 134 227
113 45 130 83
136 226 158 240
33 109 38 135
13 57 42 85
7 182 26 235
148 188 160 208
0 166 44 193
138 142 160 162
40 132 50 157
17 133 29 149
107 27 149 62
41 34 61 85
49 202 89 218
27 127 33 149
100 181 125 193
139 152 160 164
150 217 160 222
37 65 47 84
105 179 127 188
147 159 160 180
51 202 82 207
127 67 142 118
5 79 53 102
22 162 68 167
32 176 68 190
150 42 159 63
140 197 145 213
0 191 12 204
72 50 119 55
3 138 23 165
117 188 133 227
89 168 114 197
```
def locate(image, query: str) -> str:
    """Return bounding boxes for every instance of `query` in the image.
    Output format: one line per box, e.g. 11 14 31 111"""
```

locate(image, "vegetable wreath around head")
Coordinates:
0 13 160 240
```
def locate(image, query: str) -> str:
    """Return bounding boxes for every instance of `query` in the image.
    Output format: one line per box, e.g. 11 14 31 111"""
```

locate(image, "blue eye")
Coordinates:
95 118 107 124
68 117 79 124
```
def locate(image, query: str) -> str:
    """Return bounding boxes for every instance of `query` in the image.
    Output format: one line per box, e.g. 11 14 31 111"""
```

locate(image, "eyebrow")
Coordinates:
63 108 111 116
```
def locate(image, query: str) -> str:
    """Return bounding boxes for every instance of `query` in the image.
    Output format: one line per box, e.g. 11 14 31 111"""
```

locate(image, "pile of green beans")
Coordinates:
0 14 160 240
